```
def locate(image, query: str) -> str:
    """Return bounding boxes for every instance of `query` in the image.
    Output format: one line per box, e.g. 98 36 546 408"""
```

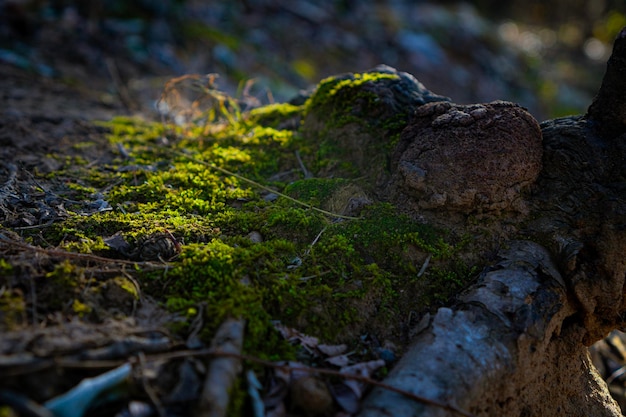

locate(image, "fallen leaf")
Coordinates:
318 343 347 357
325 354 350 367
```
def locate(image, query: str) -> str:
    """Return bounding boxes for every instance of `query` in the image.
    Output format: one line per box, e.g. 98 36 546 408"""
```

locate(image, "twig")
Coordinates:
295 150 313 179
13 219 56 230
29 274 37 325
172 150 361 220
0 234 169 269
105 58 136 112
147 348 476 417
417 254 431 277
303 226 326 257
137 352 166 417
197 318 245 417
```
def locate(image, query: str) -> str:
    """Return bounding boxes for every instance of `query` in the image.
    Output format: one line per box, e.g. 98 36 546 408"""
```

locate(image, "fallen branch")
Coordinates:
196 318 246 417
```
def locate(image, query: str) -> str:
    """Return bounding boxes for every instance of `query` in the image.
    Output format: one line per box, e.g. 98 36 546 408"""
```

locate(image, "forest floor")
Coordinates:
1 2 626 416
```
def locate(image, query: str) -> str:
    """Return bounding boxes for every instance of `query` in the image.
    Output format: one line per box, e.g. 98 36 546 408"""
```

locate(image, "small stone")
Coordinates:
450 110 473 126
469 106 488 120
247 231 263 243
431 112 454 127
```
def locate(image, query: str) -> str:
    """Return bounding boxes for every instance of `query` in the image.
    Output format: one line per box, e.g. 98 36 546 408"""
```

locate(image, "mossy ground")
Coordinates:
0 71 478 414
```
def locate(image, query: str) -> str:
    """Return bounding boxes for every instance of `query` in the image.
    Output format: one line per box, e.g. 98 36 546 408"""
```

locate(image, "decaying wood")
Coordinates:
359 27 626 417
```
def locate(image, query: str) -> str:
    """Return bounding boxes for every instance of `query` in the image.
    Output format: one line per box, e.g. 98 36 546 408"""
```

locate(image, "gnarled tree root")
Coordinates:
358 241 621 417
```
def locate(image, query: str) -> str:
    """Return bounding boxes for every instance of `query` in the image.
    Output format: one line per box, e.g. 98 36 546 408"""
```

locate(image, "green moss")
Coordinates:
1 76 484 415
72 299 93 316
283 178 349 207
0 289 25 329
114 276 139 299
0 259 12 276
303 72 400 122
299 71 411 178
247 103 303 128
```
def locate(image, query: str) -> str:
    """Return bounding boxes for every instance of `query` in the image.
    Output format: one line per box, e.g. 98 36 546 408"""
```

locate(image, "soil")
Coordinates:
0 56 180 407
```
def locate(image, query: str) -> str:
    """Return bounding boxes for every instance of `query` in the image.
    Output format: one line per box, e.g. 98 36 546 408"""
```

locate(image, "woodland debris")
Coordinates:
196 318 245 417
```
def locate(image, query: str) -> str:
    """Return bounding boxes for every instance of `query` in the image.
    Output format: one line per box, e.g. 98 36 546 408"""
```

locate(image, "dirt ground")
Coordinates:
0 52 200 410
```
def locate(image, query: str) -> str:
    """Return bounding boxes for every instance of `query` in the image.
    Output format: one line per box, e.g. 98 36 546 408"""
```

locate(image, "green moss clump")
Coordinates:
303 72 400 128
0 71 489 416
1 75 482 417
247 103 303 129
298 71 412 179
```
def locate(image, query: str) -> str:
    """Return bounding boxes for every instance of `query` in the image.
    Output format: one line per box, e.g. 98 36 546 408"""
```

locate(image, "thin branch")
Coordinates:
303 226 327 258
172 150 361 221
295 150 313 179
417 254 431 277
149 349 476 417
137 352 166 417
105 58 137 112
0 234 169 269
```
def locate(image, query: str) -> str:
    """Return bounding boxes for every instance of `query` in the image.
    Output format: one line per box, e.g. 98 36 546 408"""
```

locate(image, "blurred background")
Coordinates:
1 0 626 120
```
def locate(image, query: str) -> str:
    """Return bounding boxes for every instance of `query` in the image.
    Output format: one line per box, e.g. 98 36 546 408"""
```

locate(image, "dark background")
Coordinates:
2 0 625 119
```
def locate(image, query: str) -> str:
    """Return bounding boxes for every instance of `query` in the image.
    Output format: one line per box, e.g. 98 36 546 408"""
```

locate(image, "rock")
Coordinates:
290 376 334 417
388 101 542 214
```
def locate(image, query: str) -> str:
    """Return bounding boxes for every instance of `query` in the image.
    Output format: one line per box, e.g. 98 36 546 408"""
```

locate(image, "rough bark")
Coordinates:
358 241 621 416
358 27 626 417
387 100 542 214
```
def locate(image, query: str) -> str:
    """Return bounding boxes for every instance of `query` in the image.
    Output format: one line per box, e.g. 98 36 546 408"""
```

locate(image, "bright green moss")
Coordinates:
114 276 140 299
303 72 400 121
298 71 412 179
247 103 303 128
6 78 479 371
72 299 92 316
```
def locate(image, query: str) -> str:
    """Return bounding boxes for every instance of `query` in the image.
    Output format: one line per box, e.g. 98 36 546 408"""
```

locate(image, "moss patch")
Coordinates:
0 71 478 379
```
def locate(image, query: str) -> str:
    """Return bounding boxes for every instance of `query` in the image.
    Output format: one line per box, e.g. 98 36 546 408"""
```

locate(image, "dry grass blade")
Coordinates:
173 150 362 221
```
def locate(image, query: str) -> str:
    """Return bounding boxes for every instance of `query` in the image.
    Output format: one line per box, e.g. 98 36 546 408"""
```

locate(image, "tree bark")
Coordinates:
358 242 621 416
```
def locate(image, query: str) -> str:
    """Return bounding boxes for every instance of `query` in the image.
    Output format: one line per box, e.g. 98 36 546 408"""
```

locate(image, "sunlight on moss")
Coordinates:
10 72 478 360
